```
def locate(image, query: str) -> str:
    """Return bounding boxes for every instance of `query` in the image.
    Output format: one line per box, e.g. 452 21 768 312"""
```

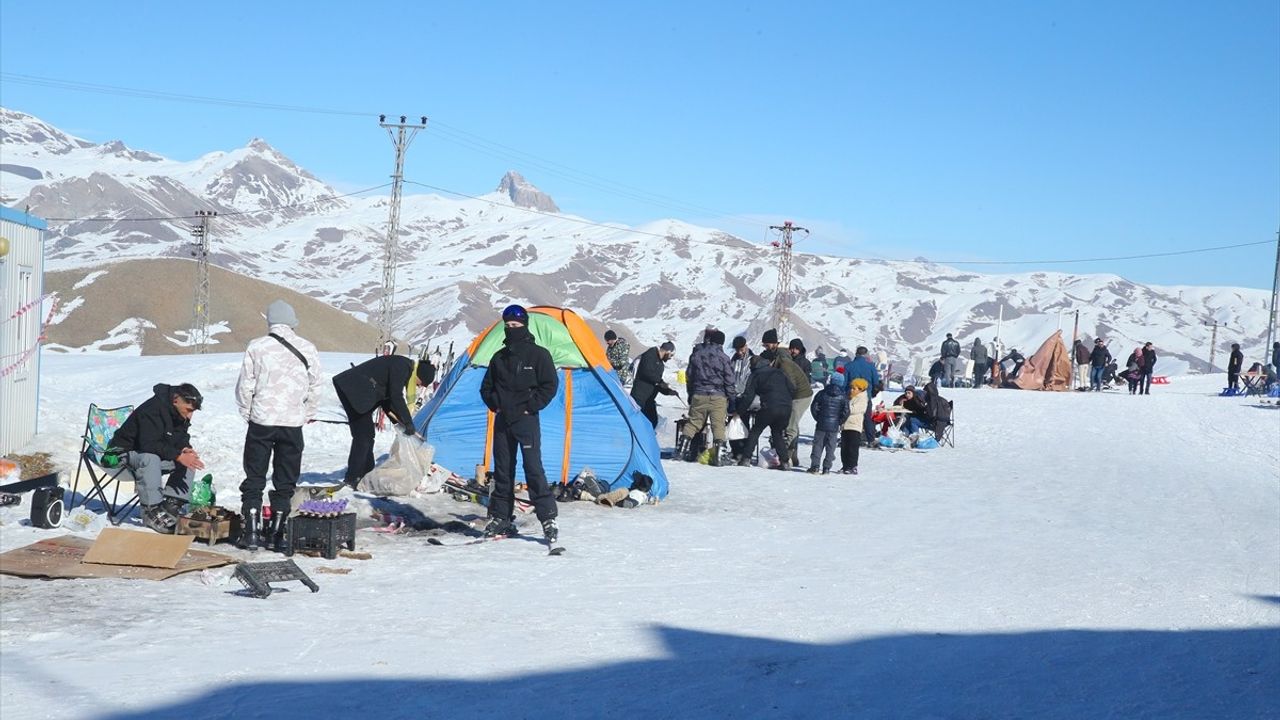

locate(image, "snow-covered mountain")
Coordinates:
2 107 1271 373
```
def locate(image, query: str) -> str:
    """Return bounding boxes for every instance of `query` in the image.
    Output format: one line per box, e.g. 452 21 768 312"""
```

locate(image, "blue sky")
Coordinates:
2 1 1277 289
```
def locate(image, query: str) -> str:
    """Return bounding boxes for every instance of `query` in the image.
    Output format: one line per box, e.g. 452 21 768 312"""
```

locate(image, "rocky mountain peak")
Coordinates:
497 170 559 212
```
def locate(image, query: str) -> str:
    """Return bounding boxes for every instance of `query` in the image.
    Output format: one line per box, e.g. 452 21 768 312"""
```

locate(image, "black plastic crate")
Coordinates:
286 513 356 560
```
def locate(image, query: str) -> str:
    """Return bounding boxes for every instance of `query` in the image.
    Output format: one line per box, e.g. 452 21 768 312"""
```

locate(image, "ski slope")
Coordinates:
1 353 1277 719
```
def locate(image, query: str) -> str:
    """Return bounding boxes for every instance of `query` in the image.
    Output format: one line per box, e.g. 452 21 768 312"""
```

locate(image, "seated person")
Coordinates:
891 386 930 434
107 383 205 534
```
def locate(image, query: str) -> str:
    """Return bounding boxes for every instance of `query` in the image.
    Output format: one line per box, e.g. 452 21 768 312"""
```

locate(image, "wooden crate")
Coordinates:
177 508 240 546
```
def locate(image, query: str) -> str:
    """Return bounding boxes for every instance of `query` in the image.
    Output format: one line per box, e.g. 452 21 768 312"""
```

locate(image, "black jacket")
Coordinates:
941 338 961 358
1090 345 1111 368
1140 348 1156 372
480 326 558 418
630 347 671 407
809 383 850 432
738 364 795 413
929 359 944 380
333 355 416 432
790 352 813 378
1000 350 1025 365
109 383 192 461
1227 349 1243 374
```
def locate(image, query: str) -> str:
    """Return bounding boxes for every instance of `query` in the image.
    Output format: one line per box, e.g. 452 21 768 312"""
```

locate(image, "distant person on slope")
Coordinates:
604 330 631 385
108 383 205 534
999 348 1025 380
1124 347 1144 395
736 351 795 470
971 338 990 388
842 346 881 445
807 373 850 474
1089 338 1112 391
332 352 436 489
780 336 815 465
728 336 757 460
234 300 322 551
631 340 678 428
682 329 735 465
1138 342 1157 395
940 333 961 387
841 378 870 474
1227 343 1244 393
479 304 560 542
1073 338 1091 391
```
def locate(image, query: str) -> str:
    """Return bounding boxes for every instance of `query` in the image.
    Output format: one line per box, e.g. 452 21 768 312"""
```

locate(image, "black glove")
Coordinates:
660 386 678 396
166 476 189 495
403 425 419 437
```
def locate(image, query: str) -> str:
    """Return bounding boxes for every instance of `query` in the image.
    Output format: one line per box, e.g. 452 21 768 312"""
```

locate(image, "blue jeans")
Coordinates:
1090 366 1105 390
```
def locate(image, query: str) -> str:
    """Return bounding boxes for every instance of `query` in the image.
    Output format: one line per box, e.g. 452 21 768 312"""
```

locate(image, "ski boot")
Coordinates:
709 441 724 467
142 504 177 534
540 518 559 544
238 505 261 551
482 516 518 539
267 506 290 553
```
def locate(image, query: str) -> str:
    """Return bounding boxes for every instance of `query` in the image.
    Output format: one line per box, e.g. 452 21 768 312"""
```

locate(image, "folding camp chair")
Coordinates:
70 403 141 525
929 400 955 448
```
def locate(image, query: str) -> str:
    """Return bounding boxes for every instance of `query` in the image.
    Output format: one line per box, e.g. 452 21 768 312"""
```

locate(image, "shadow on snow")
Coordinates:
89 624 1278 720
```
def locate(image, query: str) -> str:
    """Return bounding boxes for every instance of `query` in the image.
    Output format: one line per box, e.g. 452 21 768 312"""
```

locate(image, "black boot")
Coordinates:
709 441 724 467
238 505 260 551
268 507 290 553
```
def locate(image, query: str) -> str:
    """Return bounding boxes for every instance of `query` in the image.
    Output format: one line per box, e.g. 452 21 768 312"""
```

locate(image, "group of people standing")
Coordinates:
609 327 885 475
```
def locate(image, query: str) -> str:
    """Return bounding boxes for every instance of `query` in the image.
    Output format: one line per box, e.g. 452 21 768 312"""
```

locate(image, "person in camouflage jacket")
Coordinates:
604 330 631 384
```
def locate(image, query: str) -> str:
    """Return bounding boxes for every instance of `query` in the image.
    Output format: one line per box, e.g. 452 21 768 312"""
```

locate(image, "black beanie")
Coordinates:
762 328 779 345
732 335 747 350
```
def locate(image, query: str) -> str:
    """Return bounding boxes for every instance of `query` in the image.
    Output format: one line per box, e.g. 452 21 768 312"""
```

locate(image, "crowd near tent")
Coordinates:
414 306 669 499
1012 330 1072 391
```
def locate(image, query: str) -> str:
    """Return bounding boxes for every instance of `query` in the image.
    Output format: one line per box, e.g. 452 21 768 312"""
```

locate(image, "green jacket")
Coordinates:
778 355 813 399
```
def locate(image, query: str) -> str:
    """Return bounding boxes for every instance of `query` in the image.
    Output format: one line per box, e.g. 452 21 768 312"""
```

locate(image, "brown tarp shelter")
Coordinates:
1013 330 1072 391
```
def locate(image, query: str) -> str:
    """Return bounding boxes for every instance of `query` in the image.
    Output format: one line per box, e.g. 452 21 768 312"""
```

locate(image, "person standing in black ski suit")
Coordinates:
940 333 961 387
1227 343 1244 392
736 350 796 469
630 341 678 427
1089 339 1111 391
478 304 560 542
1138 341 1156 394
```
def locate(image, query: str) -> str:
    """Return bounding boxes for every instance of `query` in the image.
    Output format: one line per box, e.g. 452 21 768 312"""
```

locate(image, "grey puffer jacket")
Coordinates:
686 342 735 399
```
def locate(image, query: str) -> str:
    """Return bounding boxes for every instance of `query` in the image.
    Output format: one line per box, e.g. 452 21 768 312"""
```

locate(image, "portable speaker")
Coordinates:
30 486 64 529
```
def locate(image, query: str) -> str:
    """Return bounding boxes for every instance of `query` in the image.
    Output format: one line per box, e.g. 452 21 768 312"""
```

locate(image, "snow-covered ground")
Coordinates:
2 353 1277 719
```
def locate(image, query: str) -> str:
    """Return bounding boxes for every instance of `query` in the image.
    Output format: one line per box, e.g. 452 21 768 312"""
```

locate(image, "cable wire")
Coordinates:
41 183 393 222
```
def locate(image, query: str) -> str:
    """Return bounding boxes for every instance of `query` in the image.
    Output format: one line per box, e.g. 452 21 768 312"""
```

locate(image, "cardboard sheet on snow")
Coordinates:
0 532 236 580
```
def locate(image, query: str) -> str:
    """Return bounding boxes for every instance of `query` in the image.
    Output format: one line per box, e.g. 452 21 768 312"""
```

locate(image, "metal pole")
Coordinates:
377 115 427 350
767 220 808 338
1266 228 1280 356
190 210 214 354
1206 321 1219 373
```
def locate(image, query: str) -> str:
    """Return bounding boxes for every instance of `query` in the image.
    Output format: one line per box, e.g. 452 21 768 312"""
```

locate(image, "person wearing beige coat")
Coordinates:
840 378 871 474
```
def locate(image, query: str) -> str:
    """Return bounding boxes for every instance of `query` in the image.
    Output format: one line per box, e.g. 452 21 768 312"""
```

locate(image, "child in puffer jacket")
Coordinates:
841 378 870 474
807 374 850 474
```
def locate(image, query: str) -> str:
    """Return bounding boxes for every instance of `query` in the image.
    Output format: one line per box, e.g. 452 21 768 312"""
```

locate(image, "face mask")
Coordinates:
505 324 530 341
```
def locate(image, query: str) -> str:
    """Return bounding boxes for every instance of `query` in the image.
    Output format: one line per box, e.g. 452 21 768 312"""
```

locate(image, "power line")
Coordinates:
3 71 759 225
39 182 393 222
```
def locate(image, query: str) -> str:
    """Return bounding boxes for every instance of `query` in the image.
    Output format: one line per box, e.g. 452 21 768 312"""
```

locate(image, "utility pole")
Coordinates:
376 114 427 351
1266 228 1280 356
189 210 215 354
1204 321 1221 373
767 220 808 336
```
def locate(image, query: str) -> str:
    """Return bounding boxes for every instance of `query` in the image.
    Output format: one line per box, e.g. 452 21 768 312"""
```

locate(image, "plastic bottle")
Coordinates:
190 474 213 511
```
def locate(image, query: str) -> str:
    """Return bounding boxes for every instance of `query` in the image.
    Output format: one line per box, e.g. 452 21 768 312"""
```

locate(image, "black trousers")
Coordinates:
337 390 377 486
490 413 557 523
640 398 659 428
1139 371 1153 394
240 422 304 512
744 406 789 464
840 429 862 470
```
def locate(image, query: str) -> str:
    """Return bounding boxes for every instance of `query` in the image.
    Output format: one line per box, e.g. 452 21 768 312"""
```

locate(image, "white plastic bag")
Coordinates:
359 435 436 496
726 416 747 441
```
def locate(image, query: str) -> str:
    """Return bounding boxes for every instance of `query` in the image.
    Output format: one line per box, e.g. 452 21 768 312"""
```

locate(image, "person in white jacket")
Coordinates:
234 300 322 551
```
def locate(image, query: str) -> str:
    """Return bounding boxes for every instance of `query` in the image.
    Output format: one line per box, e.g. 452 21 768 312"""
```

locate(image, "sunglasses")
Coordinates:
181 395 203 410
